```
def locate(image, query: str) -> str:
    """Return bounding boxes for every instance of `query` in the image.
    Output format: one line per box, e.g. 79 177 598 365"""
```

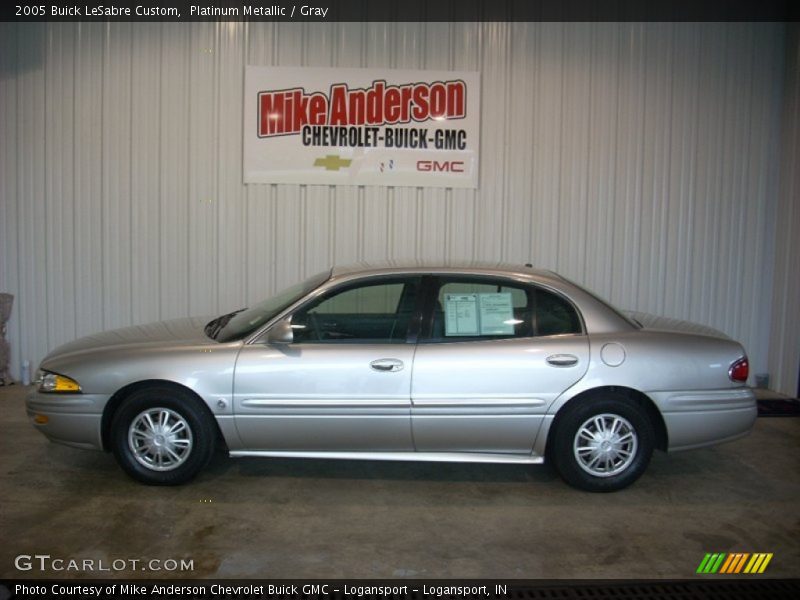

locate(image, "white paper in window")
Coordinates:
444 294 479 336
478 293 515 335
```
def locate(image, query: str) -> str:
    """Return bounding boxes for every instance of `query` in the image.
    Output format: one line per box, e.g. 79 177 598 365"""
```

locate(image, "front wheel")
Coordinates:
550 395 655 492
110 387 215 485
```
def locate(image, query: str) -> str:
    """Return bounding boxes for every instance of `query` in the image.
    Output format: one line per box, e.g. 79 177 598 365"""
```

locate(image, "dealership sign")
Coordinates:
244 66 480 188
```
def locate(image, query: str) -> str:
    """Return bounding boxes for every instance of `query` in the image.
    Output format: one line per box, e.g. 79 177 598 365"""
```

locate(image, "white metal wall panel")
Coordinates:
769 25 800 396
1 24 20 379
0 22 794 393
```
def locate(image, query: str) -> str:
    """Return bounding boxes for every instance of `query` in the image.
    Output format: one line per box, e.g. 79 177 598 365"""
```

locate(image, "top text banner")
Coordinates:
244 66 481 188
3 2 795 22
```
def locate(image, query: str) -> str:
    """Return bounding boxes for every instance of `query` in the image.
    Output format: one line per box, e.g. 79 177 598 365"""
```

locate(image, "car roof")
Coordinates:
330 260 560 282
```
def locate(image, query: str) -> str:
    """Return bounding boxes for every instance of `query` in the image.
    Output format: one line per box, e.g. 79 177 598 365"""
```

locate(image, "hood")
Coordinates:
623 311 731 340
42 316 215 362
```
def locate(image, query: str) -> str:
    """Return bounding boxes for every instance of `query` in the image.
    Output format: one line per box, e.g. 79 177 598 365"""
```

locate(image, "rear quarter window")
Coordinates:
533 288 582 336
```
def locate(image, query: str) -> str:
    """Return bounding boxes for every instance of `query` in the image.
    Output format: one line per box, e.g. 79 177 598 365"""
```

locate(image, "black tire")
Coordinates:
110 386 215 485
550 394 654 492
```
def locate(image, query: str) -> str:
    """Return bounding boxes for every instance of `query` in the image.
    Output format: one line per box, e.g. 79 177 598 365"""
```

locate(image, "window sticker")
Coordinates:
443 292 516 337
478 293 515 335
444 294 480 336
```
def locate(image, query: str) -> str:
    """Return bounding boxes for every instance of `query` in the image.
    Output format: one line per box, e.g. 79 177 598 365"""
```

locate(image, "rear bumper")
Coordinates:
26 390 108 450
649 387 757 451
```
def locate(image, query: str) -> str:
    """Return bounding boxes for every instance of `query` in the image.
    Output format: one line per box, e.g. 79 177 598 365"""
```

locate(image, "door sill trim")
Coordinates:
228 450 544 464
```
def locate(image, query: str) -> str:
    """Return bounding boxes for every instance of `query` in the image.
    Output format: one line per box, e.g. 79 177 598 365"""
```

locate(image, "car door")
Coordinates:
410 276 590 454
233 276 422 452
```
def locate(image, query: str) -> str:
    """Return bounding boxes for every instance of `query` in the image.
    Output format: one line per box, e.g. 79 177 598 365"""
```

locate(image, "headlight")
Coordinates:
38 370 82 393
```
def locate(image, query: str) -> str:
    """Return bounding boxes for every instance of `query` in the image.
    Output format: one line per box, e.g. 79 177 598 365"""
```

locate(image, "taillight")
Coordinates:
729 357 749 383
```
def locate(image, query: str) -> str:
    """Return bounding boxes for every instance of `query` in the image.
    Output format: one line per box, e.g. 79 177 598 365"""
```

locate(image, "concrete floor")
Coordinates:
1 384 798 580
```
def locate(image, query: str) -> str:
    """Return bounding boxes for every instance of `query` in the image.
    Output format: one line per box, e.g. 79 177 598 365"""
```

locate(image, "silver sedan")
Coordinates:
26 262 756 491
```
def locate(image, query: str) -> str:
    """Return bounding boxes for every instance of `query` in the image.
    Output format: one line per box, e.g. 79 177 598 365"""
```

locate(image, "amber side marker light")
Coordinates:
33 414 49 424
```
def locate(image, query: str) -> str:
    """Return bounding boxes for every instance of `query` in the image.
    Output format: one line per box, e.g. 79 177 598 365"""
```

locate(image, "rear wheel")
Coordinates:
110 387 215 485
550 394 654 492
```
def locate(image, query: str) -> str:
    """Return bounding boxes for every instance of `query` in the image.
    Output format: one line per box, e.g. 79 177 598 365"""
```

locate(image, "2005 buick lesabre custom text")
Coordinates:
26 262 756 492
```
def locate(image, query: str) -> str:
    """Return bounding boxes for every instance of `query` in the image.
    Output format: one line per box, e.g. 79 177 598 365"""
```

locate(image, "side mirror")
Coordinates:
265 317 294 344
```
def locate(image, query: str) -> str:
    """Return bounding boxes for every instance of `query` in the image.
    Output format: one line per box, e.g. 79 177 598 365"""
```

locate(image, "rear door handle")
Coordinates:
370 358 404 372
546 354 579 367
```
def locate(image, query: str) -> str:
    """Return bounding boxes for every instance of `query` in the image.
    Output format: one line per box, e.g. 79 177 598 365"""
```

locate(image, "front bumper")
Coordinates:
650 387 758 451
26 390 109 450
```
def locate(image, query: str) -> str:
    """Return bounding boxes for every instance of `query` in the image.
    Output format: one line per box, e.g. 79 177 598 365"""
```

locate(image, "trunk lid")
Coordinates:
623 311 731 340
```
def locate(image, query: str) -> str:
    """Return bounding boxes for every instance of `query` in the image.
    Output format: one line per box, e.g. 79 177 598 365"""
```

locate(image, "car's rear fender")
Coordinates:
533 331 752 456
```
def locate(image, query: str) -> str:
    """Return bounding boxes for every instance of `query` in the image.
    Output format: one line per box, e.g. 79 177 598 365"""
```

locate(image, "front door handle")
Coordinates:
546 354 579 367
370 358 404 372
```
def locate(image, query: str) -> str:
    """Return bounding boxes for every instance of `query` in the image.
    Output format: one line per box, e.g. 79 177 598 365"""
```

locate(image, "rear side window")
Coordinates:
426 277 581 342
534 288 582 336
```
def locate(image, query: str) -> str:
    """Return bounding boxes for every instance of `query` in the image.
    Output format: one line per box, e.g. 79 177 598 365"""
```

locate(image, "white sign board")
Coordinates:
444 294 480 336
244 66 480 188
478 293 515 335
444 293 515 337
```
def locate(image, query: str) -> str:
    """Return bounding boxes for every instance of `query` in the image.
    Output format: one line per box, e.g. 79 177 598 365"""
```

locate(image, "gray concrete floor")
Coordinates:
1 384 798 580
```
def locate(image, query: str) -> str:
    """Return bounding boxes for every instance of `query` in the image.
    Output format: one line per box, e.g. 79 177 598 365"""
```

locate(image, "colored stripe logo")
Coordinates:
696 553 773 574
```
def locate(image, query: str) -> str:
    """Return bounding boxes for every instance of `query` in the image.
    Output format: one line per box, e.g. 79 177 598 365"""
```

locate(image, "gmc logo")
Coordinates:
416 160 465 173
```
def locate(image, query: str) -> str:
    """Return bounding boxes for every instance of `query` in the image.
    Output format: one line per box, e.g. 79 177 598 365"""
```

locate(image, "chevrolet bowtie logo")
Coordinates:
313 155 352 171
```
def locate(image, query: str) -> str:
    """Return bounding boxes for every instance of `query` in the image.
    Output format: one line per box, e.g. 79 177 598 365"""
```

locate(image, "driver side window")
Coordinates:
291 278 421 344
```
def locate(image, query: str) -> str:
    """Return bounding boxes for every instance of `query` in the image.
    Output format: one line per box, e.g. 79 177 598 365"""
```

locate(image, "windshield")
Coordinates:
206 270 331 342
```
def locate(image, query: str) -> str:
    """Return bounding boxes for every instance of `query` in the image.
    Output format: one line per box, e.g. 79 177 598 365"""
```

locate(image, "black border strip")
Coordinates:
2 0 799 23
3 579 800 600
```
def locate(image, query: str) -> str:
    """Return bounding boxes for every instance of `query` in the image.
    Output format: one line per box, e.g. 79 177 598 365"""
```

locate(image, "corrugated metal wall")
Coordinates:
0 22 793 392
769 24 800 397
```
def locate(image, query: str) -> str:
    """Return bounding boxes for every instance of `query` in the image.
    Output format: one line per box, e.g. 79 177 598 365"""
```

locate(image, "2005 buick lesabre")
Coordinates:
26 262 756 491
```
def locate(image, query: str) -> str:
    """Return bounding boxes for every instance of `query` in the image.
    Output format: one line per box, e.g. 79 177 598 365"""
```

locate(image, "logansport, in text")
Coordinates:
15 583 504 597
